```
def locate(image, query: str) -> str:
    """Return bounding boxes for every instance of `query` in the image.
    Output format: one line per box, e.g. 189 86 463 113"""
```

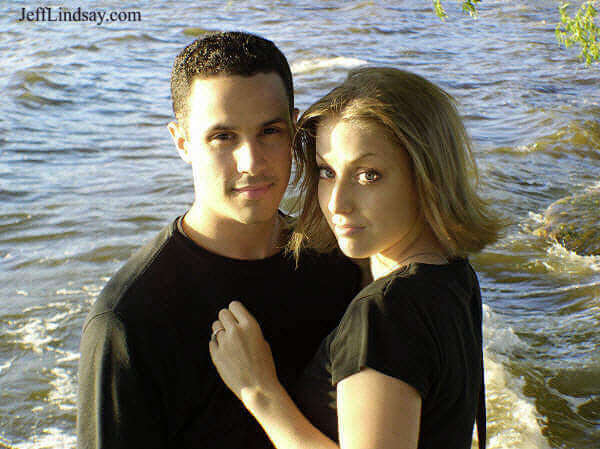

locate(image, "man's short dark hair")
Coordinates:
170 31 294 130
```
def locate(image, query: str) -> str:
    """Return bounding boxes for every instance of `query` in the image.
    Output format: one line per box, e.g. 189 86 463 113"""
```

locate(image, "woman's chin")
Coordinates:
337 241 372 259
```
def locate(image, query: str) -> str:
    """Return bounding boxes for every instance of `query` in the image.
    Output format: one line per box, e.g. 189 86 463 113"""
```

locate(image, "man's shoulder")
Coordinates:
296 246 356 273
86 220 177 324
279 211 359 279
293 247 363 300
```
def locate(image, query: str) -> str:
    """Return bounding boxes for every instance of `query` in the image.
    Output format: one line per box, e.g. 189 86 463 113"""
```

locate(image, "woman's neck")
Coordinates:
370 227 448 280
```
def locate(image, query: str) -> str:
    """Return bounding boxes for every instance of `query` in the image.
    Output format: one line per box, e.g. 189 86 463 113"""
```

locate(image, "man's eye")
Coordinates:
318 166 334 179
358 170 380 184
263 127 281 135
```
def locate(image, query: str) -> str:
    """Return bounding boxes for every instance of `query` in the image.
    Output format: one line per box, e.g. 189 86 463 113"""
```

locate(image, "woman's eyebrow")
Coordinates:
316 152 377 163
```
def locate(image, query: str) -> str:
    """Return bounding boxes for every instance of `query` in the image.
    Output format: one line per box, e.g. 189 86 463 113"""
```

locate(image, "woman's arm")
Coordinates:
337 368 421 449
209 301 421 449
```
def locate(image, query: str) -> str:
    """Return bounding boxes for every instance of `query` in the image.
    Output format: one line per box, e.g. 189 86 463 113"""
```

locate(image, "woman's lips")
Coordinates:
334 225 365 236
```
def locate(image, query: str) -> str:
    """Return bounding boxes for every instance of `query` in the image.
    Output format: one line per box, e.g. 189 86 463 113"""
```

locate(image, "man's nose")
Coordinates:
235 139 266 174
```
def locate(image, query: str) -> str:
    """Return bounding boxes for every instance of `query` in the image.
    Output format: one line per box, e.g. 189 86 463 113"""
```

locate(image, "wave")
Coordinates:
16 71 67 90
497 118 600 157
48 367 77 412
10 427 76 449
529 212 600 272
0 357 15 375
101 33 164 44
544 243 600 273
182 27 216 37
483 357 551 449
530 185 600 261
15 91 73 107
482 304 550 448
291 56 367 75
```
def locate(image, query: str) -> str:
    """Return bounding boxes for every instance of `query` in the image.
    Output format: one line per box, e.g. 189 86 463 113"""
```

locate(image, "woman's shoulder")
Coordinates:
348 258 475 314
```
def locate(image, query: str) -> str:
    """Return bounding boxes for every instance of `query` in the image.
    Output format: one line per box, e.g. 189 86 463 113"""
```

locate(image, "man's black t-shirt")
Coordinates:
293 259 484 449
77 217 361 449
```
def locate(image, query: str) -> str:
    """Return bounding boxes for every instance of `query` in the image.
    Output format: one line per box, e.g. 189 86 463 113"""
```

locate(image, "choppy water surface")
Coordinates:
1 1 599 447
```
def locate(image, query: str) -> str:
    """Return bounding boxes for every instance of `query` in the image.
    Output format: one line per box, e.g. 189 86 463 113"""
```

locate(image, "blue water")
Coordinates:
1 1 599 447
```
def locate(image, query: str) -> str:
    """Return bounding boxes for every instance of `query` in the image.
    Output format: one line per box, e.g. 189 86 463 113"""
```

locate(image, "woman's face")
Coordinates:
316 118 421 259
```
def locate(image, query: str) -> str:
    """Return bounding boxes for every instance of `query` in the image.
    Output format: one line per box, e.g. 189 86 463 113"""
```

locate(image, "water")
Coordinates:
1 1 599 447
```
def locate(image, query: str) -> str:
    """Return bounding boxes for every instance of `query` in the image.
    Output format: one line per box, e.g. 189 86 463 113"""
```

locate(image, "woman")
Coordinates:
208 67 502 449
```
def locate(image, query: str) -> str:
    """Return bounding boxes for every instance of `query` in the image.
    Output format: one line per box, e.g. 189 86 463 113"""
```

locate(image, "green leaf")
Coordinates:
556 1 599 66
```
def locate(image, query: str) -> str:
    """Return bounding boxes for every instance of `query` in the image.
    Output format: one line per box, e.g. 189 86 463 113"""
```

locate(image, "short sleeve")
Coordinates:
77 312 165 449
329 288 440 399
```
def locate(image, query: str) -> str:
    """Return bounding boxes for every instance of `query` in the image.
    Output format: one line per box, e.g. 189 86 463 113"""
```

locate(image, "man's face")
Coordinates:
172 73 293 225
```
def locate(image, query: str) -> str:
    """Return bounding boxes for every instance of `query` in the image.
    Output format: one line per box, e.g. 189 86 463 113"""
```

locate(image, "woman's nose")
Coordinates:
328 181 353 215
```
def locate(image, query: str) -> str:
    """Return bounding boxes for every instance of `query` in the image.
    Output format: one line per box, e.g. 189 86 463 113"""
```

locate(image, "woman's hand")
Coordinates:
209 301 280 406
210 302 340 449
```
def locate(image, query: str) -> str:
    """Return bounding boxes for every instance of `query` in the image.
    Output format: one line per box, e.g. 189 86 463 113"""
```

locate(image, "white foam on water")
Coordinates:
45 311 72 332
514 143 539 153
527 211 545 225
16 290 28 296
483 304 523 355
55 288 82 295
586 180 600 191
6 318 53 353
22 301 71 314
0 357 15 375
82 283 103 296
7 302 82 353
48 367 77 412
291 56 367 75
544 242 600 272
13 427 76 449
482 304 550 448
483 357 551 449
55 348 80 364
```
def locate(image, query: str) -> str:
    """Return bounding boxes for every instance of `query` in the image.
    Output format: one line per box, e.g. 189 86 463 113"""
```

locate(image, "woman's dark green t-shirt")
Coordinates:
293 259 484 449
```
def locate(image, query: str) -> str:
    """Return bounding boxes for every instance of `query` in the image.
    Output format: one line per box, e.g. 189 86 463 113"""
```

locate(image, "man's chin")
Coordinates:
233 207 280 226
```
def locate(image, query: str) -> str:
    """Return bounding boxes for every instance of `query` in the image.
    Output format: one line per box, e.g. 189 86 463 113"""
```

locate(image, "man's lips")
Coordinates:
232 183 274 199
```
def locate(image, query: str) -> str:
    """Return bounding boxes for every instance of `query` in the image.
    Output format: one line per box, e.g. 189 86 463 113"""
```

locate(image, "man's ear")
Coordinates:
167 121 192 164
293 107 299 124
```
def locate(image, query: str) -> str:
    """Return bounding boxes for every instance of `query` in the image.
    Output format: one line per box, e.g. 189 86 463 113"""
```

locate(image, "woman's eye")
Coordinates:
318 166 334 179
212 133 233 141
358 170 380 184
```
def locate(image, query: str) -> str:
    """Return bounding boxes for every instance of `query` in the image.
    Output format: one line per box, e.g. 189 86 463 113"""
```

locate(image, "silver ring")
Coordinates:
211 327 225 340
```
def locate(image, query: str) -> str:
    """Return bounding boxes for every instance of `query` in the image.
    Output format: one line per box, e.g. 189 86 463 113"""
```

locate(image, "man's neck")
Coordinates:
181 205 285 260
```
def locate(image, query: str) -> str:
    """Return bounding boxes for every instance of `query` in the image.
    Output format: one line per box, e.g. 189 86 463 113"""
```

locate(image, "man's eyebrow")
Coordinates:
316 152 377 163
205 117 289 134
262 117 290 127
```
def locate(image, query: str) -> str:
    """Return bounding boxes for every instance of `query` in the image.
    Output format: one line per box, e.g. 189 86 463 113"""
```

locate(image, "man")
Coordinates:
77 32 362 449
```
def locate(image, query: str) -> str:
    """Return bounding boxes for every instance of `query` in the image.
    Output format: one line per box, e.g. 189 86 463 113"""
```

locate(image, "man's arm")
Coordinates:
77 312 165 449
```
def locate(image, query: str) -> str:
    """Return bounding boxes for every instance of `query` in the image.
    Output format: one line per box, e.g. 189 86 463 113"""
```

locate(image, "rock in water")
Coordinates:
535 190 600 256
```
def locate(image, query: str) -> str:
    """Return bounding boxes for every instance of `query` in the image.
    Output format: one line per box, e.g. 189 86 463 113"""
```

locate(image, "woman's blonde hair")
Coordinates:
287 67 503 263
